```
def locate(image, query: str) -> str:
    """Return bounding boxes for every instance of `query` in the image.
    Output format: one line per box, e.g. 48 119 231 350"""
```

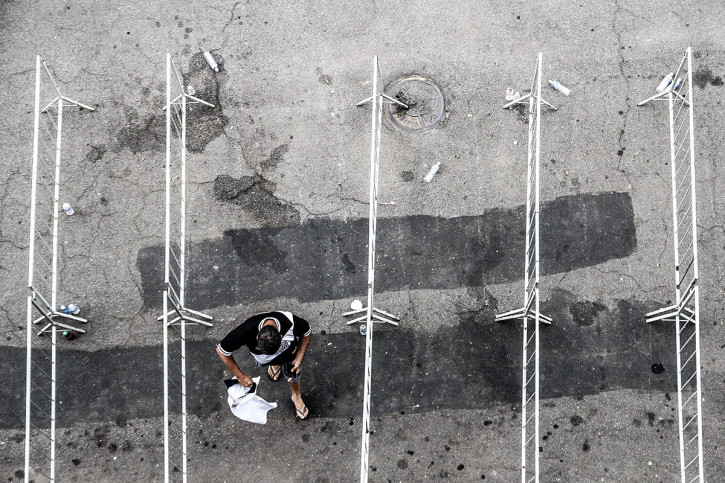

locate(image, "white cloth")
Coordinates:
226 376 277 424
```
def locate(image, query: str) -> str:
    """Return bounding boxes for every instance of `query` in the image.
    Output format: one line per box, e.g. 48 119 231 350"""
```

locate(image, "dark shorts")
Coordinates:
257 360 301 383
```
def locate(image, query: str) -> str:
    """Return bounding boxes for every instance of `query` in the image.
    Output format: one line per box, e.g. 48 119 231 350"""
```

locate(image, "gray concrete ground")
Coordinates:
1 0 725 481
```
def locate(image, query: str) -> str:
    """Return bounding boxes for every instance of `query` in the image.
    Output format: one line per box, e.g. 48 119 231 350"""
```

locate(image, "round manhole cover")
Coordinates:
385 76 445 133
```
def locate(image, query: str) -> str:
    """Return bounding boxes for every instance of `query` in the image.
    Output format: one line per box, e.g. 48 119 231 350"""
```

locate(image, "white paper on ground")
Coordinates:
226 376 277 424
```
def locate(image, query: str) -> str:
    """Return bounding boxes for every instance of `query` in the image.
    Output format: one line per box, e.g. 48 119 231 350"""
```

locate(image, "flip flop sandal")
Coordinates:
267 365 282 382
295 405 309 420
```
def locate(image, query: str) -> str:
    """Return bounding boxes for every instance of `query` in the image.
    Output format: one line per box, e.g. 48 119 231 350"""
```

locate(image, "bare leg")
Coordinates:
288 380 308 419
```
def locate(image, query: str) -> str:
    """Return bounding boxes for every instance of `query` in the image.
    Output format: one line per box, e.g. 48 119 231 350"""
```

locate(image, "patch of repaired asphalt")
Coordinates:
138 191 636 309
213 174 301 227
113 52 228 154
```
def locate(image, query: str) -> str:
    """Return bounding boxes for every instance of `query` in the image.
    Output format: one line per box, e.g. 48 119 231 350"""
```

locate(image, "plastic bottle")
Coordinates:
549 80 571 96
512 91 521 102
60 304 80 315
187 85 196 96
62 203 74 216
673 77 682 90
62 330 74 340
505 88 514 101
424 162 440 183
656 72 674 93
359 324 367 336
203 51 219 72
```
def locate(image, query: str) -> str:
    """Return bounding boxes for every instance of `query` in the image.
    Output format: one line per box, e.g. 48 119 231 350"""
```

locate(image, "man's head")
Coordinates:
258 321 282 355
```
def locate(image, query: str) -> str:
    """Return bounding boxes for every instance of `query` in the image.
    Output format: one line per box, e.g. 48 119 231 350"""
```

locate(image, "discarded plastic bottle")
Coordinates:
656 72 674 93
187 85 196 96
359 324 367 336
203 51 219 72
512 91 521 102
62 203 74 216
62 330 74 340
549 80 571 96
673 77 682 90
505 88 514 101
424 162 440 183
60 304 80 315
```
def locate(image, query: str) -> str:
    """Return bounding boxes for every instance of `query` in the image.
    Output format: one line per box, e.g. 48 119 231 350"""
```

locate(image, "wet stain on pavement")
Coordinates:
138 191 636 310
213 174 301 227
0 290 675 428
115 108 165 153
693 65 723 89
85 144 107 163
113 53 227 154
182 52 229 153
570 301 606 326
260 144 289 172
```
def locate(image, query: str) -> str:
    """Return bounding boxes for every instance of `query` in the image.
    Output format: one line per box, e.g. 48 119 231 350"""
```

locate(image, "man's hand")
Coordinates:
237 373 254 387
290 358 302 374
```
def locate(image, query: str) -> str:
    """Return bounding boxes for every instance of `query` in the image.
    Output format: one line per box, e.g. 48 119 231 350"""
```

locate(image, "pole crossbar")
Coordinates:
25 55 94 483
638 47 705 483
162 54 215 483
342 55 401 483
496 53 554 483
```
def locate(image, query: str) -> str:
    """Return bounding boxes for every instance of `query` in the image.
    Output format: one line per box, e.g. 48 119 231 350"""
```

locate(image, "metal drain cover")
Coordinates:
385 76 445 133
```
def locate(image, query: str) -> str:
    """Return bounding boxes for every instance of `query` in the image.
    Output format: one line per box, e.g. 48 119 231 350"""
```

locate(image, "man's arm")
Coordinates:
290 334 311 375
216 346 253 387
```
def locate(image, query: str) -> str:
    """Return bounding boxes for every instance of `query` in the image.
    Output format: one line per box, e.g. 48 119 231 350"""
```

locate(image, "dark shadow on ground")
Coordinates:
0 290 676 429
137 191 637 309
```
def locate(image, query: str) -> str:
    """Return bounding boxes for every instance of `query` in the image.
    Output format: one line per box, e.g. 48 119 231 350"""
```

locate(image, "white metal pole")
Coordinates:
693 287 704 482
667 79 687 483
181 320 187 483
165 54 172 289
686 47 704 483
28 55 42 289
51 98 63 312
360 55 379 483
48 93 63 482
179 61 187 309
533 52 543 483
163 291 170 482
24 296 32 481
25 54 43 483
50 309 57 481
164 53 172 483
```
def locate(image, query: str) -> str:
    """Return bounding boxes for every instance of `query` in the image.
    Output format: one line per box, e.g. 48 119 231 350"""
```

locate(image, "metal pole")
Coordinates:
686 47 704 483
181 320 187 482
667 77 687 483
165 54 172 290
48 93 63 482
163 53 172 483
693 286 704 482
24 54 43 483
24 296 32 482
360 55 379 483
28 55 42 289
163 291 170 482
51 97 63 312
179 60 187 309
533 52 543 483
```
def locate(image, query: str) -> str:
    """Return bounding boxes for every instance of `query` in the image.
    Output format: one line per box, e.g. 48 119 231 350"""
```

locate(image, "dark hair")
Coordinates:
258 325 281 355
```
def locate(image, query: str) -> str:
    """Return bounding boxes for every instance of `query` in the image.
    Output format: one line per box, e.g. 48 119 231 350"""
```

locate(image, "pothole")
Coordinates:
385 76 445 133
